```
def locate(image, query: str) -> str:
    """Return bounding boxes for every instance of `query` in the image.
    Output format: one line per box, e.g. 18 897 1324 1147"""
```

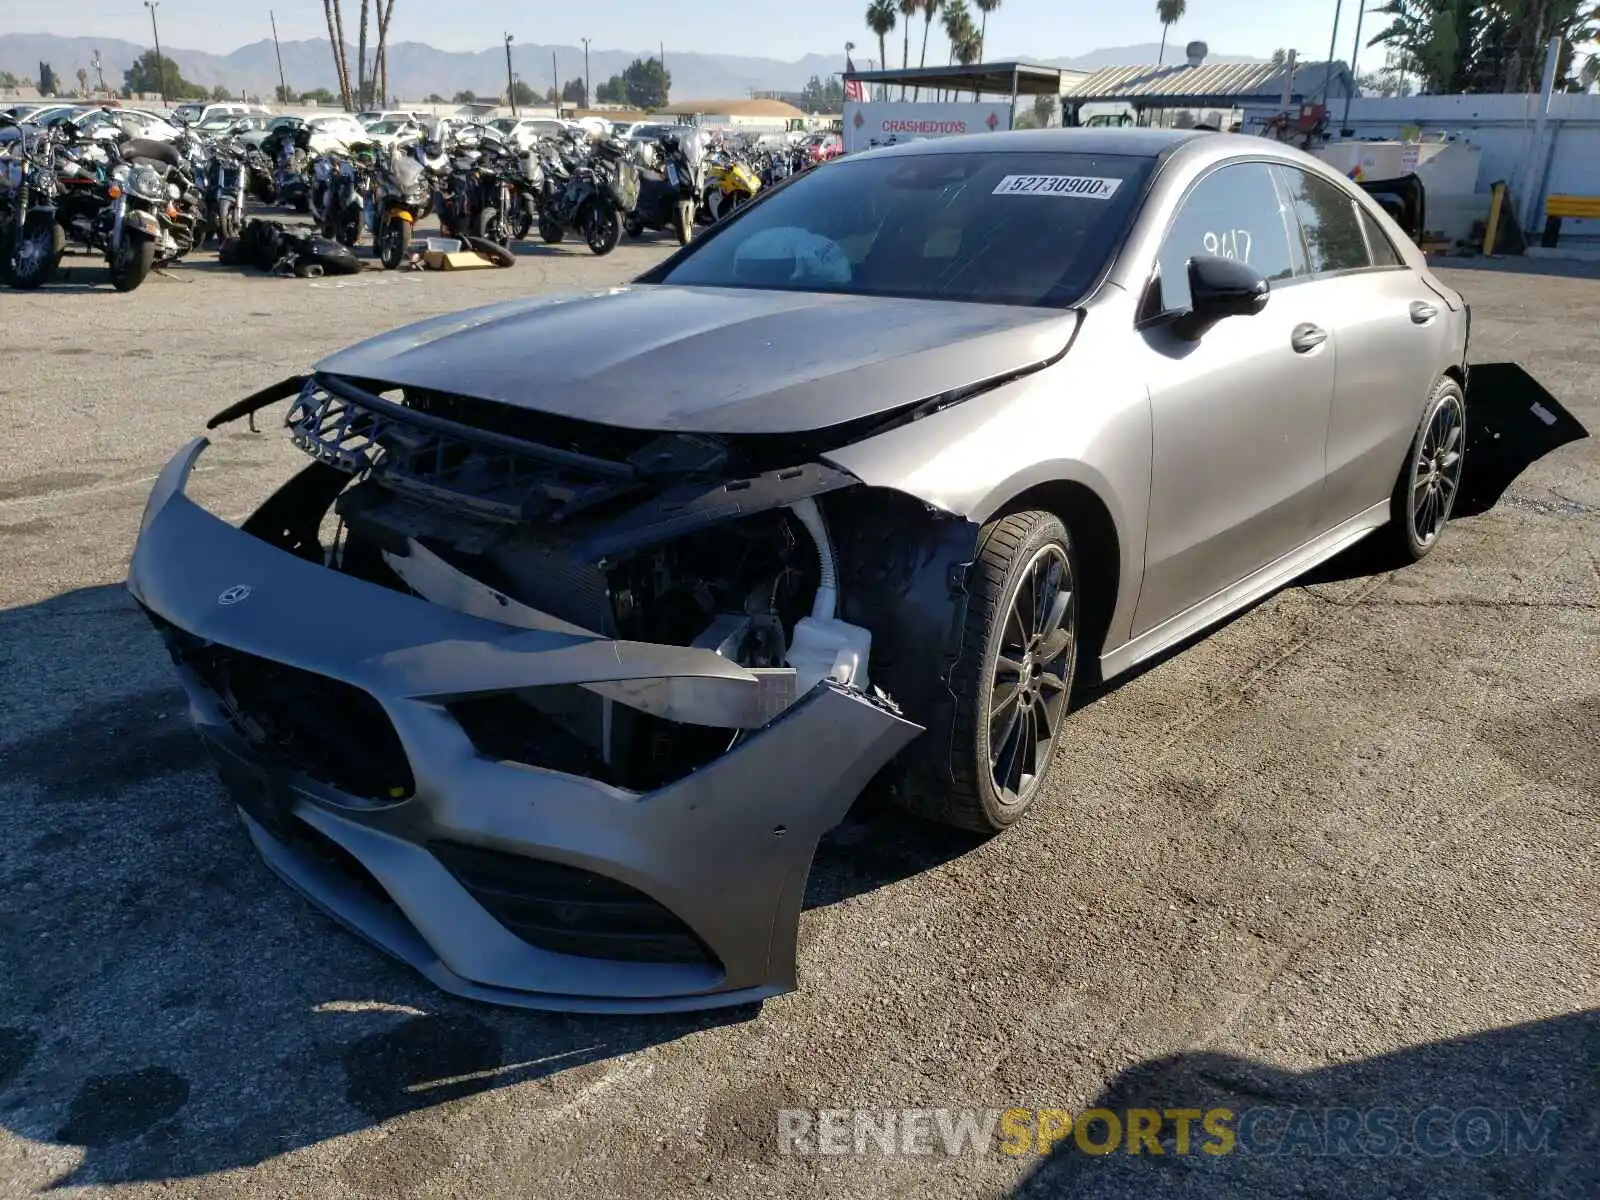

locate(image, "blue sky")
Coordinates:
9 0 1362 63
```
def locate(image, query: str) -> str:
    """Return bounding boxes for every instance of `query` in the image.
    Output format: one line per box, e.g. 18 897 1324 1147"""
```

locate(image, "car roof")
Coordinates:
861 126 1207 161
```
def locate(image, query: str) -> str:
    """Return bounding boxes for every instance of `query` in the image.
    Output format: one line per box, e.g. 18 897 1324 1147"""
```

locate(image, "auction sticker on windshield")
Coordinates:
992 175 1122 198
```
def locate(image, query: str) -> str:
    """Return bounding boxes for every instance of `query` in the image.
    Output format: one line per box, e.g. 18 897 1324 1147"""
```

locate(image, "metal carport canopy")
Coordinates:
841 61 1070 97
1060 61 1354 109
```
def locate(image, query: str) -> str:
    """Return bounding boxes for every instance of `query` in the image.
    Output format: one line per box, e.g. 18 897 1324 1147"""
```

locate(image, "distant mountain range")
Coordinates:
0 33 1263 104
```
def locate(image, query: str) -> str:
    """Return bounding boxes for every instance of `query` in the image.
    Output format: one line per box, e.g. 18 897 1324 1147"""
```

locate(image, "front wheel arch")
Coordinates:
983 480 1122 688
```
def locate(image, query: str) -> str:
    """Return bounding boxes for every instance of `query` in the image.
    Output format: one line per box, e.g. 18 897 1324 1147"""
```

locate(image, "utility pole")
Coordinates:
505 33 517 115
144 0 167 105
1320 0 1343 105
551 49 558 113
582 37 591 109
1340 0 1367 135
270 10 289 104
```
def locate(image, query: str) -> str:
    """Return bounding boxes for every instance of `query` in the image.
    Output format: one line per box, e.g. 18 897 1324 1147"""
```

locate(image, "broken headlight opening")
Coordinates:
241 374 895 790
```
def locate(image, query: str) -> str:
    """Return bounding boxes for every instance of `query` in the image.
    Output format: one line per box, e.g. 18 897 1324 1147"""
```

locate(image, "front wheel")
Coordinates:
108 232 157 293
907 510 1080 833
1 214 64 289
583 202 622 256
378 217 411 269
538 213 564 244
673 199 694 246
1379 376 1467 562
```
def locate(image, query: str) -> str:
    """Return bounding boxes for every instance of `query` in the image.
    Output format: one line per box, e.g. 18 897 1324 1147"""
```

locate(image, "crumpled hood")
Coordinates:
315 284 1080 435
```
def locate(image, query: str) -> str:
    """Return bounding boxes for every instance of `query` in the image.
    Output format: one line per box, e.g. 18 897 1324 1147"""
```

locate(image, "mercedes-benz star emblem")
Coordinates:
217 584 252 607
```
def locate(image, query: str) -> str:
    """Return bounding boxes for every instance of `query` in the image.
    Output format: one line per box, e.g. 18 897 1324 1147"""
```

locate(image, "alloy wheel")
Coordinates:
1410 392 1466 548
989 543 1075 807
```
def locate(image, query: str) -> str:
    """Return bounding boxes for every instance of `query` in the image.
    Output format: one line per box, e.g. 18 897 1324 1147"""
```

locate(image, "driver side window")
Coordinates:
1154 162 1301 312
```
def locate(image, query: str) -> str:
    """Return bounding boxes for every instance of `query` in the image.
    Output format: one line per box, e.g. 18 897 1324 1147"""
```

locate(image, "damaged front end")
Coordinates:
128 374 980 1011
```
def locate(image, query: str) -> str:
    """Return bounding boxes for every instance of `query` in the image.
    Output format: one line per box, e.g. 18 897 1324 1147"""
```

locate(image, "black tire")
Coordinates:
583 202 623 256
1 215 64 289
911 510 1080 833
539 214 564 244
473 204 511 249
378 217 411 270
673 200 693 246
625 216 644 238
511 199 533 241
293 194 310 214
218 203 243 244
462 235 516 268
108 233 156 293
336 208 362 249
1377 375 1467 563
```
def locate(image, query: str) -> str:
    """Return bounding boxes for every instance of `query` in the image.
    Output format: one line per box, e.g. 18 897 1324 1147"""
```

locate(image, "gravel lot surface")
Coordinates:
0 232 1595 1200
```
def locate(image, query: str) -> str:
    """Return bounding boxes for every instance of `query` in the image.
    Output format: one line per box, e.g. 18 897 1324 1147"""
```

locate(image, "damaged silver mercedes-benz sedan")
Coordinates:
130 130 1472 1011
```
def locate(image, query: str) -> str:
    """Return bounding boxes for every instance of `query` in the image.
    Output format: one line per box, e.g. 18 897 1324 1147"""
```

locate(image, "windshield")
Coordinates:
654 149 1154 308
367 120 411 134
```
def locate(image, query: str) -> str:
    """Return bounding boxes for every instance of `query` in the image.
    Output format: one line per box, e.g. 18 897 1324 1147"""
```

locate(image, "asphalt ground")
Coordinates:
0 227 1595 1200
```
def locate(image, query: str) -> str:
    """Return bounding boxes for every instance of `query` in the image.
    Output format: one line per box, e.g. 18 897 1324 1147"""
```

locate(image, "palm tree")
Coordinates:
323 0 352 110
1156 0 1187 68
916 0 943 99
866 0 897 100
897 0 920 96
974 0 1001 62
356 0 370 108
374 0 397 105
941 0 976 99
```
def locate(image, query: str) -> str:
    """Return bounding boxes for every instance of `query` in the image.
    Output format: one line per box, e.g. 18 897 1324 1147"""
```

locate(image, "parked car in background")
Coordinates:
361 116 428 149
196 113 271 138
489 116 568 150
803 131 844 163
171 101 271 127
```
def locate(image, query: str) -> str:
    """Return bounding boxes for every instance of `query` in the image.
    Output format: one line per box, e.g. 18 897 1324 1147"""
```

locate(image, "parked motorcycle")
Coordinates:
624 129 704 245
320 147 374 249
199 135 251 245
0 116 65 289
367 140 431 269
701 151 761 224
58 135 200 292
535 135 638 256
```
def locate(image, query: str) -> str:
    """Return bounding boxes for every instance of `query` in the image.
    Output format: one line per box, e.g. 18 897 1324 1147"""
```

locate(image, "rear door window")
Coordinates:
1278 167 1372 275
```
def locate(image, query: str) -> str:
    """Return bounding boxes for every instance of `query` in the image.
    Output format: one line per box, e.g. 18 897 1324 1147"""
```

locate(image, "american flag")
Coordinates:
844 57 865 102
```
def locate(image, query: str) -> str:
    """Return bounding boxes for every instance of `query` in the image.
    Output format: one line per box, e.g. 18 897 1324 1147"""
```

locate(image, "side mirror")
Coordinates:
1174 254 1270 338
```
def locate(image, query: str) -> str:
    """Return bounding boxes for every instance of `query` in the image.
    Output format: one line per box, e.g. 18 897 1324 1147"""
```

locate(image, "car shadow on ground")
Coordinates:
1008 1009 1599 1198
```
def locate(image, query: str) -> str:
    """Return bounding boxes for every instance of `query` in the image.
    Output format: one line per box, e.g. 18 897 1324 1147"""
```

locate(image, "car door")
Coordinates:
1275 165 1452 528
1133 160 1336 637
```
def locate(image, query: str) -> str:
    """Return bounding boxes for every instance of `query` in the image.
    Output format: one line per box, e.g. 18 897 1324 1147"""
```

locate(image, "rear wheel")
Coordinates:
511 198 534 241
625 216 644 238
538 214 564 244
910 510 1080 833
474 204 511 250
1378 375 1467 562
1 215 64 289
108 232 156 293
335 207 362 249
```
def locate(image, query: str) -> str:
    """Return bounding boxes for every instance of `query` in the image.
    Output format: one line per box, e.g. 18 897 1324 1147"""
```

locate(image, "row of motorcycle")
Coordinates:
0 110 837 289
0 110 271 291
276 121 826 265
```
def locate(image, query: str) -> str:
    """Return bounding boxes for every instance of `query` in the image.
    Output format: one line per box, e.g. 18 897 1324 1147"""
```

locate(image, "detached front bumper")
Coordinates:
128 440 921 1013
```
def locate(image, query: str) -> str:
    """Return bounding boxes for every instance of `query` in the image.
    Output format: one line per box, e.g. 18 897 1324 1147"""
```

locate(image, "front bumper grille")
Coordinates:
429 841 718 967
154 618 415 802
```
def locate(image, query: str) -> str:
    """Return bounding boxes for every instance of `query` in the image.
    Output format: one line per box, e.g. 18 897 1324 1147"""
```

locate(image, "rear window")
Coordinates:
654 150 1155 307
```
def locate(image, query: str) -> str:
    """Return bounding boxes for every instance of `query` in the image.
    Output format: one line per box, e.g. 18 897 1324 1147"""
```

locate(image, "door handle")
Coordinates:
1291 323 1328 353
1410 301 1438 324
